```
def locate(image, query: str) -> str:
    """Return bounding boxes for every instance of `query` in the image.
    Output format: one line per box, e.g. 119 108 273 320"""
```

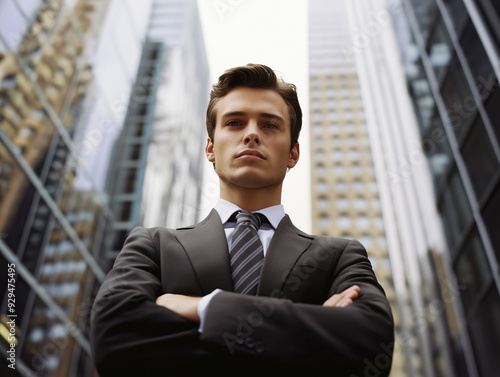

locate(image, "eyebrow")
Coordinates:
221 111 286 123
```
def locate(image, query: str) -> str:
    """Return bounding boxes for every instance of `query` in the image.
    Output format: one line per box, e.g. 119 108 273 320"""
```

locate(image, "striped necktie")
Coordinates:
229 210 266 295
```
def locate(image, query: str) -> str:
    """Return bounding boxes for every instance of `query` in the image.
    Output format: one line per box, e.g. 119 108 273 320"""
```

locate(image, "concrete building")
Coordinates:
309 1 459 376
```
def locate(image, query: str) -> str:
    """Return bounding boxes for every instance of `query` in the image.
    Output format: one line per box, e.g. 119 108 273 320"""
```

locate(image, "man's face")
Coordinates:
205 87 299 191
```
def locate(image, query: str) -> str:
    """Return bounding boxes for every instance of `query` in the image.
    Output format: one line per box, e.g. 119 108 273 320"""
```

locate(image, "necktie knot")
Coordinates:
235 210 263 232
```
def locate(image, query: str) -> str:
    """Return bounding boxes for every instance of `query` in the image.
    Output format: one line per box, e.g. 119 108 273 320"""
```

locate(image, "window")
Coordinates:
484 87 500 144
468 285 500 375
425 112 453 191
354 197 367 210
461 116 499 201
331 135 341 146
440 54 476 142
353 179 364 192
356 216 370 229
454 227 492 310
461 20 496 97
332 150 343 161
440 168 474 253
336 197 349 211
474 0 500 55
313 112 322 121
348 136 358 147
316 180 328 193
317 197 329 210
330 124 340 134
333 163 345 176
444 0 469 37
427 12 453 85
316 164 326 176
482 182 500 261
312 99 321 109
349 149 360 161
345 123 356 134
337 215 352 229
359 234 373 248
318 215 330 229
336 180 347 192
409 0 439 44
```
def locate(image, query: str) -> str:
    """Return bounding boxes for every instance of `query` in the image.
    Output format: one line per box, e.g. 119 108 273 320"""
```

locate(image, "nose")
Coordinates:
243 121 260 145
244 135 260 145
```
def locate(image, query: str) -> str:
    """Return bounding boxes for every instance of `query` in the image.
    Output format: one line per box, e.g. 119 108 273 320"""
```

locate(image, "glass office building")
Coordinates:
0 0 208 376
393 0 500 376
107 0 210 263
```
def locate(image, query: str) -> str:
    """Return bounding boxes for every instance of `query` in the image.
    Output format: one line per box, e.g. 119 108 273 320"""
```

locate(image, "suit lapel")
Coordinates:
257 215 314 296
175 209 234 294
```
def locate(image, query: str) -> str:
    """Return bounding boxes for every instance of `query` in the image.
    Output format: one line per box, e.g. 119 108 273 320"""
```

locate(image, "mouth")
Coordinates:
236 149 266 160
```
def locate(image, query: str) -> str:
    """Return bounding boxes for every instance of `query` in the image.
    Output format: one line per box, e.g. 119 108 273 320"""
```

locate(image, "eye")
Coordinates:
263 123 279 129
226 120 241 127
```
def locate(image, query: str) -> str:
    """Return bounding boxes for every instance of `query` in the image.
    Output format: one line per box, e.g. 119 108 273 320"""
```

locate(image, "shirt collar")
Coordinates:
215 198 285 229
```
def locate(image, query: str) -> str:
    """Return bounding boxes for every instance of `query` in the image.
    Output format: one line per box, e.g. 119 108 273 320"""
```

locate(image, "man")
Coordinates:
91 64 394 376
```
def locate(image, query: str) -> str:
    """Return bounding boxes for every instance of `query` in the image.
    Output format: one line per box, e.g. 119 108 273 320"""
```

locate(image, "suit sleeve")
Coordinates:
200 239 395 376
90 227 206 376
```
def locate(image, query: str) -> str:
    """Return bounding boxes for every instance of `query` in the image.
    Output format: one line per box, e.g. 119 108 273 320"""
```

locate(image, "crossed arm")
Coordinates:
156 285 361 323
91 227 394 376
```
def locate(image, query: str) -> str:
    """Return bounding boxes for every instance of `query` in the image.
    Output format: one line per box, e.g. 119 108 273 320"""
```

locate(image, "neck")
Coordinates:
219 184 282 212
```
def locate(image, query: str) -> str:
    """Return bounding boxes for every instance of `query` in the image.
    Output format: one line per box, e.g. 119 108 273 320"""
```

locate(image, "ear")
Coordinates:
205 137 215 163
287 142 300 169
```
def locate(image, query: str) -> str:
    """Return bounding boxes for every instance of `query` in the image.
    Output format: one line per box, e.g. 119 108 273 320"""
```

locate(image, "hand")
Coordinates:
156 293 201 323
322 285 360 308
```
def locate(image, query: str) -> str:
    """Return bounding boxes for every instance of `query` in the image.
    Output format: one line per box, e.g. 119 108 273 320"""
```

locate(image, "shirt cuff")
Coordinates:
197 289 222 333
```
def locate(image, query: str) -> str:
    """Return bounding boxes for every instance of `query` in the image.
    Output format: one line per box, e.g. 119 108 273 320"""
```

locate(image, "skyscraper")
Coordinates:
309 1 460 376
392 0 500 376
106 0 210 263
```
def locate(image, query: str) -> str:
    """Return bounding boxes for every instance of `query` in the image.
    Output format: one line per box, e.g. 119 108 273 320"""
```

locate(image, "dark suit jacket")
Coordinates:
91 209 394 376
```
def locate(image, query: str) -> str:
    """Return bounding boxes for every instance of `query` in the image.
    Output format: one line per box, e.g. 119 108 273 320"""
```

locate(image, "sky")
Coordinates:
197 0 311 232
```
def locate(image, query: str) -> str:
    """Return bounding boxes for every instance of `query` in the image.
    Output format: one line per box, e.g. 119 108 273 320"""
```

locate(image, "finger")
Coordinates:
323 285 360 307
340 287 360 307
323 293 342 307
323 291 351 307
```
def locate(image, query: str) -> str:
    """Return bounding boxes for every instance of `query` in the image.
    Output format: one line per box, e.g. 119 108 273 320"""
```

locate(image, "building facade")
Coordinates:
0 0 209 376
392 0 500 376
309 1 465 376
107 0 210 263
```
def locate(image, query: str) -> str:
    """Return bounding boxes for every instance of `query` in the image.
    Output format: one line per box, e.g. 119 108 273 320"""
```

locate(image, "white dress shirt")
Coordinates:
197 199 285 332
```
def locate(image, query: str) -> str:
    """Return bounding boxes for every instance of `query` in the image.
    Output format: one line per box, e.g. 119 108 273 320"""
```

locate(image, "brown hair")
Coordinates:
206 64 302 150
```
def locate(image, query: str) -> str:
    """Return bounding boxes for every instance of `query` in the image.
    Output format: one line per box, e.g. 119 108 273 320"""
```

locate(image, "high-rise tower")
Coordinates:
309 1 458 375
